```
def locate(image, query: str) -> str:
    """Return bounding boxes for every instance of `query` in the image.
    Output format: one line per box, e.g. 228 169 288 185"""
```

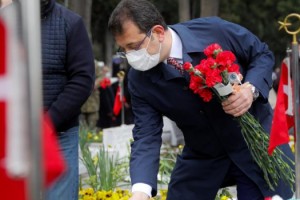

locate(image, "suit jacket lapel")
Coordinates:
146 24 207 83
144 61 187 83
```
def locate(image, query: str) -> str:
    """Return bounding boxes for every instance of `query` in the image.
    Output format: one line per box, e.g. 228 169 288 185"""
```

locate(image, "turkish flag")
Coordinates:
0 16 27 199
268 57 295 155
0 14 65 200
113 86 126 116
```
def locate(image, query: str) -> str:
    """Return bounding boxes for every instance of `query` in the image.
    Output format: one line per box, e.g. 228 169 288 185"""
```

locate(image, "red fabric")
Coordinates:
113 86 126 116
0 110 66 199
43 113 66 187
268 58 295 155
0 18 27 200
0 102 27 199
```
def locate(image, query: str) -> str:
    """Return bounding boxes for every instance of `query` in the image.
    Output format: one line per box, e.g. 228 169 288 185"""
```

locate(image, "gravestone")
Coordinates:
101 117 184 159
102 124 134 159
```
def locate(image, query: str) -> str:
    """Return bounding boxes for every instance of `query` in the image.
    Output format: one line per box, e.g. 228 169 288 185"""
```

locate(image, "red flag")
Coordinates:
43 113 66 187
0 7 64 199
0 102 27 199
0 17 27 200
113 86 126 116
268 57 295 155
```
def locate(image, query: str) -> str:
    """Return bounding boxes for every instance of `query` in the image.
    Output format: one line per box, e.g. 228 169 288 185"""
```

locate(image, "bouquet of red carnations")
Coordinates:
183 43 295 191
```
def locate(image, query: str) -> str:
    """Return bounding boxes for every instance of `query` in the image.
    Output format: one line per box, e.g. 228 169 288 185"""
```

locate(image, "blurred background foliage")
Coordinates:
57 0 300 68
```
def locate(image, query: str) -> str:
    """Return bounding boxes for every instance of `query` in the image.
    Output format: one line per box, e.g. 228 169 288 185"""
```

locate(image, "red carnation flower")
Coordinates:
216 51 236 67
204 43 222 57
198 88 213 102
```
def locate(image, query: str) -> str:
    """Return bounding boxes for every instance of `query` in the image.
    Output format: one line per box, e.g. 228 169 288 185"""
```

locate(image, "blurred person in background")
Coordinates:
268 68 280 109
40 0 94 199
80 61 102 131
97 65 116 129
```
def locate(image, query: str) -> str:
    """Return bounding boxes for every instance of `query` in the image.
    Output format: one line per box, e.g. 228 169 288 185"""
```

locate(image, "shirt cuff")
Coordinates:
132 183 152 197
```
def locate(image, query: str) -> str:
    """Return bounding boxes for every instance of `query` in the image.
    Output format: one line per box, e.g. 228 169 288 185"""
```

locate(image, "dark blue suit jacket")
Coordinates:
128 17 294 198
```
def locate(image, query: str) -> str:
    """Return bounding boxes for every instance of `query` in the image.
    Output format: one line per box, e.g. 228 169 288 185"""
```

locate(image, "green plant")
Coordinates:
79 125 129 191
79 122 103 144
158 145 181 185
79 126 234 199
215 188 234 200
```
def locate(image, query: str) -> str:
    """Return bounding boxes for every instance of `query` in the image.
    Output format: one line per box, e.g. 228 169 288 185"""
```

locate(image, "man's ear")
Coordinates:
152 25 165 42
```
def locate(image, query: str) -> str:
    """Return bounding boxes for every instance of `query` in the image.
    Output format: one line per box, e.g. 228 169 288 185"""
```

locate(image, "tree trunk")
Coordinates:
105 30 113 68
178 0 190 22
68 0 92 38
200 0 219 17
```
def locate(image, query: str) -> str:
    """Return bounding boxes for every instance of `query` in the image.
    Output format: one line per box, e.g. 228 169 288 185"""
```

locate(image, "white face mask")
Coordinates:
126 32 162 71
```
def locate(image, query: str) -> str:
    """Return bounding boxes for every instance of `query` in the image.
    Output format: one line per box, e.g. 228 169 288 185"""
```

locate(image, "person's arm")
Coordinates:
128 78 163 197
217 19 274 116
219 19 274 101
48 16 95 130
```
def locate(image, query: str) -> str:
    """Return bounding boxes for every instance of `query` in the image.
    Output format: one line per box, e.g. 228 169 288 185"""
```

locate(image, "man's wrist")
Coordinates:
132 183 152 198
131 191 150 200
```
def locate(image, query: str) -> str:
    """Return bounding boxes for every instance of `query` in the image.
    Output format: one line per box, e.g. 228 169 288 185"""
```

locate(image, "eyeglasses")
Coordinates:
117 29 152 57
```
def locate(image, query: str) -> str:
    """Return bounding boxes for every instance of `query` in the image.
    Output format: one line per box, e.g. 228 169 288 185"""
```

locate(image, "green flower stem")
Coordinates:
235 112 295 191
185 48 295 192
218 95 294 190
219 95 294 190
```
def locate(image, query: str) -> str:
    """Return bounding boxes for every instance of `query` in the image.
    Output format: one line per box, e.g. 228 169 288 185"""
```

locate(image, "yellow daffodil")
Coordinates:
92 155 98 165
87 132 93 139
93 135 99 141
85 188 95 196
83 196 96 200
220 195 229 200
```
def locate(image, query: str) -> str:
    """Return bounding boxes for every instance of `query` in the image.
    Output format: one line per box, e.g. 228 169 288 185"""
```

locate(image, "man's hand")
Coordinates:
129 191 150 200
221 82 253 117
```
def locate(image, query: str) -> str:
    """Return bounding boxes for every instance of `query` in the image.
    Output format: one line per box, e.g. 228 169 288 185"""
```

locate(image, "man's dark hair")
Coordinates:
108 0 167 36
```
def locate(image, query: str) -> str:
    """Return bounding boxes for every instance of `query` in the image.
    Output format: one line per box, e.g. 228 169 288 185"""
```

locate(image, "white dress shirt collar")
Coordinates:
169 27 183 60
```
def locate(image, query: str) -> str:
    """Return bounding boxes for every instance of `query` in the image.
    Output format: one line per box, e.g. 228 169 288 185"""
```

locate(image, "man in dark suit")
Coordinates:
108 0 294 200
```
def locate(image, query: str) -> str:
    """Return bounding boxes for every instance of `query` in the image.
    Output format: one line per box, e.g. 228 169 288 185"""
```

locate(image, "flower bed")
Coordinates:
79 125 236 199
